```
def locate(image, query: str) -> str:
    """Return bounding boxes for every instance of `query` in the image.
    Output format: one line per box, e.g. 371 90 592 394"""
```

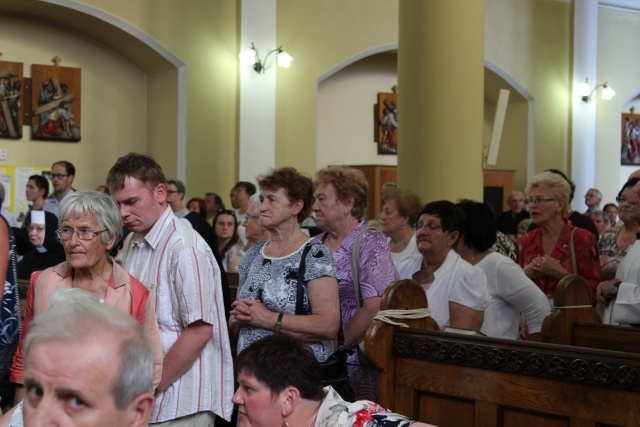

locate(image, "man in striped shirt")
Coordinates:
107 153 234 426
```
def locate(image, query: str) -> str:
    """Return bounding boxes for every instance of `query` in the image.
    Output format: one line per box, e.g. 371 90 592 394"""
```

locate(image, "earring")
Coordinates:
282 416 289 427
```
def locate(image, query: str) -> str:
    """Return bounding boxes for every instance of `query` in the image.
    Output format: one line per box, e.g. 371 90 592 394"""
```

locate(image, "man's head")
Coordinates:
204 192 224 219
106 153 168 235
23 290 154 427
230 182 256 211
166 179 186 212
629 169 640 180
508 191 525 214
584 188 602 210
51 161 75 197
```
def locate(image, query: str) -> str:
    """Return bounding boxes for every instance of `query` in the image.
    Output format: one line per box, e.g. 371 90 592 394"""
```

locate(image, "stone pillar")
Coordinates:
397 0 485 203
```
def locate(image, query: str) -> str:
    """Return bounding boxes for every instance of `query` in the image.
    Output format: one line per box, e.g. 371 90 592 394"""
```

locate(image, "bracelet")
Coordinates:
274 312 284 333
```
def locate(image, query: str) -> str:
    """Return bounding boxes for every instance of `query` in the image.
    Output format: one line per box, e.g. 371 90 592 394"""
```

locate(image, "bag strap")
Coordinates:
351 227 375 308
296 241 346 347
569 226 578 274
296 242 313 315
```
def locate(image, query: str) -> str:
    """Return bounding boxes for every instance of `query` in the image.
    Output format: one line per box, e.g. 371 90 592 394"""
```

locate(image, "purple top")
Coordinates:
317 220 395 325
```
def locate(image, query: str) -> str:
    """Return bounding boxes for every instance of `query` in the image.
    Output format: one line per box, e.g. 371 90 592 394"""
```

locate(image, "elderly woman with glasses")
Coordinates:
242 198 271 252
397 201 490 331
9 191 162 402
597 178 640 281
517 172 601 304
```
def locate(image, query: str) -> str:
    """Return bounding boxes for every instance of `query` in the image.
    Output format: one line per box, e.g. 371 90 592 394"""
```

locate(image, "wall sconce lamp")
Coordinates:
239 43 293 73
578 79 616 103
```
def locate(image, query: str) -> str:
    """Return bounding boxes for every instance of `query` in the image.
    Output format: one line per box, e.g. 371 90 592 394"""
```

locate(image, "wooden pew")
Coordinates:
365 279 640 427
541 274 640 353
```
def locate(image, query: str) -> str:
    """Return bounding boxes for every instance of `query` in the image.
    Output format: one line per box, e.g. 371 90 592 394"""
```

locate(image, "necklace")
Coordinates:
273 234 305 257
304 404 321 427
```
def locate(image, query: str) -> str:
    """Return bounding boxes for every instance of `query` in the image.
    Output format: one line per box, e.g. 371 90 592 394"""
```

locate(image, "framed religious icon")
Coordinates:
374 85 398 155
621 111 640 165
31 62 81 142
0 60 24 139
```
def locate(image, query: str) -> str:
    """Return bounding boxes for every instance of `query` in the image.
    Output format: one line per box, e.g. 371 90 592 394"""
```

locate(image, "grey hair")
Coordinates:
24 290 154 409
248 194 261 215
58 191 123 244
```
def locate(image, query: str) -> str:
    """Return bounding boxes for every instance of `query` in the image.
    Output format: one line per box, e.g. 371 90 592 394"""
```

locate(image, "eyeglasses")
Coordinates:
50 173 69 179
56 227 107 241
217 209 236 217
244 214 260 223
526 197 555 205
413 222 443 232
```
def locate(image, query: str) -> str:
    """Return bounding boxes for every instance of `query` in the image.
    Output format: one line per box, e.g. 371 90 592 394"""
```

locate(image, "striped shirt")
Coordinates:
122 206 234 423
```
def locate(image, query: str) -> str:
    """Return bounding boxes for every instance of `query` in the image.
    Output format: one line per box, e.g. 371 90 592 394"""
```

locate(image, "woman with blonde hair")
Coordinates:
517 172 601 303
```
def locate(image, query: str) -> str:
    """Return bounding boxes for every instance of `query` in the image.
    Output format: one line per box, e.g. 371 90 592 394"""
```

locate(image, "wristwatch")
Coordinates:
274 312 284 333
611 280 621 296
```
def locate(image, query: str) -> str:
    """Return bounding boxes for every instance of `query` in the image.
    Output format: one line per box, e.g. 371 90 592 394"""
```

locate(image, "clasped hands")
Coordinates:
525 255 566 279
230 299 276 330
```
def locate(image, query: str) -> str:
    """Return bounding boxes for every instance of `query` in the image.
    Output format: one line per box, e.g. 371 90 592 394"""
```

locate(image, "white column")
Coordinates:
571 0 598 213
239 0 276 182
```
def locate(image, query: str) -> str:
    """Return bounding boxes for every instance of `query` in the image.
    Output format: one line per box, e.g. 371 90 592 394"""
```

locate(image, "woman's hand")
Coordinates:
230 299 276 330
525 256 566 280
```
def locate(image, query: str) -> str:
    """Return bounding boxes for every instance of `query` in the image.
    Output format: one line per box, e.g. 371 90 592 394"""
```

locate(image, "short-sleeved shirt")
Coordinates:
236 239 338 361
122 207 234 423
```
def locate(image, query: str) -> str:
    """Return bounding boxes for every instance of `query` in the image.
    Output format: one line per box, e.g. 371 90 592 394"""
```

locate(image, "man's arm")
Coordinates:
156 320 212 392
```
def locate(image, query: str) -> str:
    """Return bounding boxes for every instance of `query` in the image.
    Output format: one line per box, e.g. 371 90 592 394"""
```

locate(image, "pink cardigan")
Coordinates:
10 260 163 388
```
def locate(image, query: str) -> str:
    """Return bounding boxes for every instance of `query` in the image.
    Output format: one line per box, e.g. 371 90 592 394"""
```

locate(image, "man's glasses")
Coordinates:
56 227 107 241
50 173 69 179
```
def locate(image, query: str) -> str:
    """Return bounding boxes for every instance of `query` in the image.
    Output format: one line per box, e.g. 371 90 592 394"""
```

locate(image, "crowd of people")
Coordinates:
0 157 639 426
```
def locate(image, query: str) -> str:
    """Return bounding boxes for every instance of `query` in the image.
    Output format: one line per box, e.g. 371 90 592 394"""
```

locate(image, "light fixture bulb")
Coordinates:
601 84 615 100
239 48 257 66
577 81 591 97
277 50 293 68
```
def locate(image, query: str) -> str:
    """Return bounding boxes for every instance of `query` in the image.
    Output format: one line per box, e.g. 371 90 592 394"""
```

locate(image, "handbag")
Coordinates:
296 243 355 401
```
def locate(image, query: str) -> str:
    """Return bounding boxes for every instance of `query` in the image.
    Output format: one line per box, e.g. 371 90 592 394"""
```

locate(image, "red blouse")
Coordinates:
517 220 601 302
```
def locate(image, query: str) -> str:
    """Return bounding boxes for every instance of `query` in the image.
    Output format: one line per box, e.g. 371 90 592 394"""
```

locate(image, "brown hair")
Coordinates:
106 153 167 193
382 189 422 225
257 167 313 222
315 166 368 220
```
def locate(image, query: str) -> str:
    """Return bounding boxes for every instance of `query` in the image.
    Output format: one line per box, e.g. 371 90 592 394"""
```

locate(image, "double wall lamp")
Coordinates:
239 43 293 73
578 79 616 103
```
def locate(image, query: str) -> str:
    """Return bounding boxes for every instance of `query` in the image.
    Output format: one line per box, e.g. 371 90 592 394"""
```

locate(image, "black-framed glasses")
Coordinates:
50 173 69 179
56 227 107 241
413 222 443 232
525 197 555 205
217 209 236 217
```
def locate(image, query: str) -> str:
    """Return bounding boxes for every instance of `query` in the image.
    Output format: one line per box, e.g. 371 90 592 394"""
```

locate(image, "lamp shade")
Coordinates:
601 85 615 100
577 81 591 97
277 50 293 68
239 49 257 66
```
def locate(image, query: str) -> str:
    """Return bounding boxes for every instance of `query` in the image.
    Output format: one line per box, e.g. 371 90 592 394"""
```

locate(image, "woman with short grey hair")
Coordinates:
9 191 162 402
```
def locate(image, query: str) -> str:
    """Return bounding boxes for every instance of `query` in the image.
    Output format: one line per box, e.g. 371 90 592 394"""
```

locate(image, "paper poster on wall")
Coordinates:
0 167 14 213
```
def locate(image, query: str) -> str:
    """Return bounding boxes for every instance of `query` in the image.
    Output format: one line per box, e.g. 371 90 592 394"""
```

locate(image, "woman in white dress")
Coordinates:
379 189 421 268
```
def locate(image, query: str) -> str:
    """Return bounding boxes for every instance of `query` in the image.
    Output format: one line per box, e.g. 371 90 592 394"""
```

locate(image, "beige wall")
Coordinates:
0 14 147 197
